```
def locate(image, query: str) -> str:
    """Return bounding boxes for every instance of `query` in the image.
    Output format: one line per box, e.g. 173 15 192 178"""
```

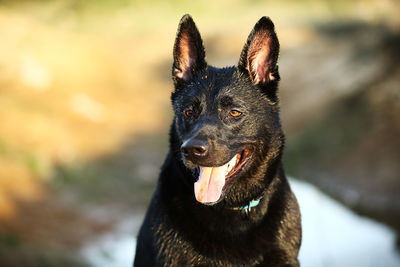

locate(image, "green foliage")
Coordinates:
0 233 21 248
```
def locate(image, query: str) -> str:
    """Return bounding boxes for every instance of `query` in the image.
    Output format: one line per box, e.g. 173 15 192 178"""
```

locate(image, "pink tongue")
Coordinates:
194 165 227 203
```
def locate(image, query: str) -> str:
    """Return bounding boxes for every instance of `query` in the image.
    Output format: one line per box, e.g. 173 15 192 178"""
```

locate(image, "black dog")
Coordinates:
134 14 301 267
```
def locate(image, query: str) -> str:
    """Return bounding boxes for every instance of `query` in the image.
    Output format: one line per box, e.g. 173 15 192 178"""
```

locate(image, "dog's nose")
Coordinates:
181 139 209 158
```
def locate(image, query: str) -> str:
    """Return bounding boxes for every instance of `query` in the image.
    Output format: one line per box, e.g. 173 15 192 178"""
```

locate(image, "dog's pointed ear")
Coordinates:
238 17 280 87
172 14 207 85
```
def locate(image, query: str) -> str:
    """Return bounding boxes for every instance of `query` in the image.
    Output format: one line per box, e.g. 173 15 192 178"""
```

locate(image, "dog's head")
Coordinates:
171 15 284 207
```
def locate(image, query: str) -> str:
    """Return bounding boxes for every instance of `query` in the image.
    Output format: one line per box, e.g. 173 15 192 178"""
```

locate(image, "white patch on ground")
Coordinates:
80 217 138 267
291 178 400 267
81 179 400 267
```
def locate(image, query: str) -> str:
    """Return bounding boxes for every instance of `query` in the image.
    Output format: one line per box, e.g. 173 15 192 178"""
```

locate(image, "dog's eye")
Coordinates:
229 110 242 117
184 109 193 117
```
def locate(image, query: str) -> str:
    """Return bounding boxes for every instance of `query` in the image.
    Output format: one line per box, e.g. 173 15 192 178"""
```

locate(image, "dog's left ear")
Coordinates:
238 17 280 88
172 14 207 86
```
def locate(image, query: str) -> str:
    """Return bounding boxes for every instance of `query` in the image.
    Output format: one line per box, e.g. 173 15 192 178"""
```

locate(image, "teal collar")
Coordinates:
240 198 262 210
231 196 263 215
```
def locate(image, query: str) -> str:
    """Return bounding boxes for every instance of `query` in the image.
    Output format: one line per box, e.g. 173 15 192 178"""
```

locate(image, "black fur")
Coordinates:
134 15 301 267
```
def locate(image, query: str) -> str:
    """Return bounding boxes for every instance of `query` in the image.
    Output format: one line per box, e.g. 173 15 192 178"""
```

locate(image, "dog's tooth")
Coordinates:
225 154 239 176
236 154 240 165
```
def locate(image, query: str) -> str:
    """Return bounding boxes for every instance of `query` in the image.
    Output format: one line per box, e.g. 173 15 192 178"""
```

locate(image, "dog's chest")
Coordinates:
154 219 268 267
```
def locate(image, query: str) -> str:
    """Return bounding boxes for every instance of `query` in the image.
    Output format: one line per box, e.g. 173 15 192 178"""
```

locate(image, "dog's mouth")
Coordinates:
194 148 252 204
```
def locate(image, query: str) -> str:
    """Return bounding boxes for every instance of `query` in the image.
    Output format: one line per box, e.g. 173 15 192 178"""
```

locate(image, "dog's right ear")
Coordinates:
172 14 207 86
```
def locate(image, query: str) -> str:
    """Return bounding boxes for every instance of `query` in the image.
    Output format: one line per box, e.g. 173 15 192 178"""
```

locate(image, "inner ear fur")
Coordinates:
238 16 280 87
172 14 207 85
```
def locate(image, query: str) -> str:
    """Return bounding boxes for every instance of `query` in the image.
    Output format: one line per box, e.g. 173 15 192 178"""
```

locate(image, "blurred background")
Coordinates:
0 0 399 266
